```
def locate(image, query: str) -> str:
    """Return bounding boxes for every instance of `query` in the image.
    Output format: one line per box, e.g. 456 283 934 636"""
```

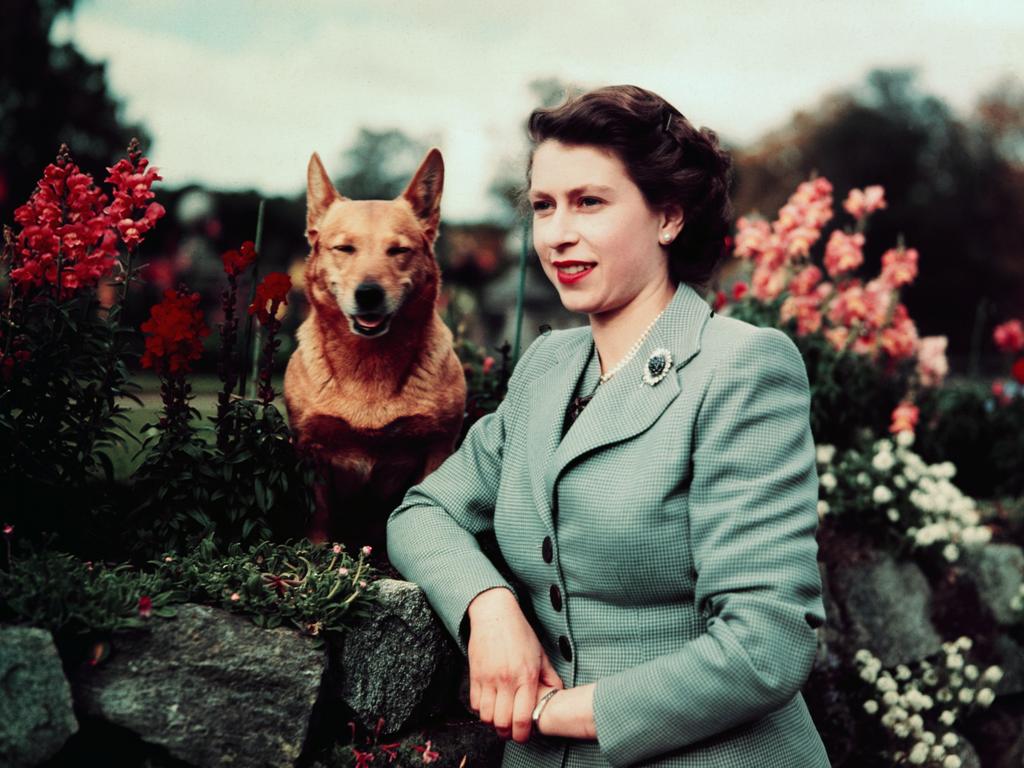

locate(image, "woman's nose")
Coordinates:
539 209 579 250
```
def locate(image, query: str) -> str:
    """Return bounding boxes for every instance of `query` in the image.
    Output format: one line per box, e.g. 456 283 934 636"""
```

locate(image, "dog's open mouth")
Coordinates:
350 312 392 337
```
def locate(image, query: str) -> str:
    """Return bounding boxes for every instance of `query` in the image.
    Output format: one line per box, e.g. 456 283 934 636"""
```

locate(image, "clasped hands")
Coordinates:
466 587 597 744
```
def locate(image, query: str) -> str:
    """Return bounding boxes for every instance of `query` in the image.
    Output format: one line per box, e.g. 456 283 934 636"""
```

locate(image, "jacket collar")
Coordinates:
525 281 713 536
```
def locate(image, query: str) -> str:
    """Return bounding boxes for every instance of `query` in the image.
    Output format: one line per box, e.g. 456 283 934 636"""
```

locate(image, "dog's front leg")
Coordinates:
307 456 373 545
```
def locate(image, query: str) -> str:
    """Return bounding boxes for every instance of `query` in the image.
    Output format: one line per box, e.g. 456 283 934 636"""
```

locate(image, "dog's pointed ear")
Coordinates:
401 148 444 242
307 152 344 245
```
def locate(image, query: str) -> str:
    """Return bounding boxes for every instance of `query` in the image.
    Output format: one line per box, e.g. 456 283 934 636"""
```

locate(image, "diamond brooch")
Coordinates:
642 348 673 386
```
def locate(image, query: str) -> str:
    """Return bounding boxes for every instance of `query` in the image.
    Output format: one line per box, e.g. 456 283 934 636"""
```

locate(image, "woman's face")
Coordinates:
528 139 678 321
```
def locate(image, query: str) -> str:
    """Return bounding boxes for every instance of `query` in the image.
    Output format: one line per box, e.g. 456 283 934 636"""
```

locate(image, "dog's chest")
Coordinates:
298 410 446 450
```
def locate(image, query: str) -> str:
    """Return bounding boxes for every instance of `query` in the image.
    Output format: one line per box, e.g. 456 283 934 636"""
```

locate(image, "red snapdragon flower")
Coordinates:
222 240 257 277
104 139 165 250
11 152 119 297
9 141 164 299
248 272 292 325
140 289 211 375
994 319 1024 355
1013 358 1024 386
713 289 727 312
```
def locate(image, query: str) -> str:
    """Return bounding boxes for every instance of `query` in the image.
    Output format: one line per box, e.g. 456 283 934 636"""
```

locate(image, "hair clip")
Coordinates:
663 112 673 132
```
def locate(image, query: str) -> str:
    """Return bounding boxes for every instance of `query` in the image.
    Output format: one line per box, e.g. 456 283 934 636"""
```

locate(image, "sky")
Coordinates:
53 0 1024 222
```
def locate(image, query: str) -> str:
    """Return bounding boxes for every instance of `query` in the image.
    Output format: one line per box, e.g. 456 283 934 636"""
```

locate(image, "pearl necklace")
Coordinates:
598 305 668 384
566 304 670 428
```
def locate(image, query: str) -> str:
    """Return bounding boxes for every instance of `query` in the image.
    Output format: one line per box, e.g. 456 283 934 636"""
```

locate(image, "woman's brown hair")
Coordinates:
524 84 734 293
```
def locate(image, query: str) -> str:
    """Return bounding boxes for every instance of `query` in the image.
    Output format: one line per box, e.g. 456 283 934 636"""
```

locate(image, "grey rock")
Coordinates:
958 735 982 768
0 625 79 767
73 603 326 768
959 543 1024 626
329 578 461 735
827 548 943 667
990 633 1024 697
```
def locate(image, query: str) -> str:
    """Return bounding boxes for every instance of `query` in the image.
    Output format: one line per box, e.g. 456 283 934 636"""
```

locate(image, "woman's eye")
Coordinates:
580 197 603 207
333 244 356 254
388 246 411 256
531 200 551 212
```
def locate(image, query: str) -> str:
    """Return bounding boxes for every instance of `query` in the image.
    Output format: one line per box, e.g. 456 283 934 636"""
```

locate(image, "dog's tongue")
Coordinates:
357 314 384 328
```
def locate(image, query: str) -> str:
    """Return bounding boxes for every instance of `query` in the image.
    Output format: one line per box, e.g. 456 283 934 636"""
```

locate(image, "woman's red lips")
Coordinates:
553 260 596 284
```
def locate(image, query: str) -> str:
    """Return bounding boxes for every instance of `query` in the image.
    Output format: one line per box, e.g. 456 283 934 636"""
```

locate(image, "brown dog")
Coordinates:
284 148 467 557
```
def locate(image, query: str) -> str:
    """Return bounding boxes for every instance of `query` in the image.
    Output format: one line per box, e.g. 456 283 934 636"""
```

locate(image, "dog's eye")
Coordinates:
332 245 356 254
388 246 412 256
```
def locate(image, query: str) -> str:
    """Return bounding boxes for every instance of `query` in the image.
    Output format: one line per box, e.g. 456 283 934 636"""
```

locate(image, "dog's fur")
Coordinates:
284 149 467 554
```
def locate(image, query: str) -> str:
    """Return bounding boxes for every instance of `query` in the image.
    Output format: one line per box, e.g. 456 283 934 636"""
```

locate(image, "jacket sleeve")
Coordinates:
591 326 826 766
386 333 547 658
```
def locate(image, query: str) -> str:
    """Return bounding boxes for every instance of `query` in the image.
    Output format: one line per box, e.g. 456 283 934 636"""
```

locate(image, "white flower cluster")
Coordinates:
816 434 992 562
854 638 1002 766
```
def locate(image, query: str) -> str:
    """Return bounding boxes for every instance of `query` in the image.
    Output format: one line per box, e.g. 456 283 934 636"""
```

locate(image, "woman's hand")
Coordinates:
534 682 598 741
467 587 565 743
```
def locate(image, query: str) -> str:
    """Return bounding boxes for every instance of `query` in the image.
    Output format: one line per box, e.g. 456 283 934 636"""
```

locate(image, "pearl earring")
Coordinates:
662 233 671 243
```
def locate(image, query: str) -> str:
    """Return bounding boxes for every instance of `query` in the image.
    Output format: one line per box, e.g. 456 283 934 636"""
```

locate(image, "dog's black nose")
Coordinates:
354 282 385 311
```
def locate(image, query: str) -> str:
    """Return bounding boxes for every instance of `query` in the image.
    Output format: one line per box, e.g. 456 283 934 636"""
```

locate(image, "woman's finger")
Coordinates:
478 682 497 726
538 651 565 690
468 667 480 713
512 677 538 743
493 685 514 738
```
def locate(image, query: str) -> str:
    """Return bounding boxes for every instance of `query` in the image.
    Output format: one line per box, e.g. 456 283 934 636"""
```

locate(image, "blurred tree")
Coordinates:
0 0 149 225
333 128 429 200
732 68 1024 373
488 76 585 224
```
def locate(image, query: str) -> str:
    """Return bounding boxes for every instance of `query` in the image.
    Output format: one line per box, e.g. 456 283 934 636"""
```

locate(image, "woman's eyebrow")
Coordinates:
529 184 614 198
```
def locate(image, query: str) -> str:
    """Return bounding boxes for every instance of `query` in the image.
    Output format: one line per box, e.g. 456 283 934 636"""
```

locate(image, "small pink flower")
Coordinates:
879 246 919 289
359 580 368 588
164 556 174 562
916 336 949 387
823 230 865 278
731 281 748 301
138 595 153 618
339 567 349 576
332 543 342 554
361 545 372 557
890 401 919 435
843 185 887 220
482 356 495 374
2 523 12 536
230 592 241 602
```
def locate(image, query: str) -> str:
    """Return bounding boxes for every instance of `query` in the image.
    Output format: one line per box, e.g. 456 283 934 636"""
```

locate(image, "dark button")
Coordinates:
550 584 562 611
542 536 553 563
559 635 572 662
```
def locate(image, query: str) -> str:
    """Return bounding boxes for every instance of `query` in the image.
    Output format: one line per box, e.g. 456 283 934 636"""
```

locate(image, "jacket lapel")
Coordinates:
527 282 713 531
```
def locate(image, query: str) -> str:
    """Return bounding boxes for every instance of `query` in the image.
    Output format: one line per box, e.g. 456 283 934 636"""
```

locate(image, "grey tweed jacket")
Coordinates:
386 281 831 768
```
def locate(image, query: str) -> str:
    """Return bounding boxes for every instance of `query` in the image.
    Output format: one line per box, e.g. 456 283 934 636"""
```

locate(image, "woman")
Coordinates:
386 84 830 768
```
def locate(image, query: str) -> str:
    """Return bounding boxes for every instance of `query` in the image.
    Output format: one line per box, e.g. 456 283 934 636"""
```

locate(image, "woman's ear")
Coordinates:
662 203 685 236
